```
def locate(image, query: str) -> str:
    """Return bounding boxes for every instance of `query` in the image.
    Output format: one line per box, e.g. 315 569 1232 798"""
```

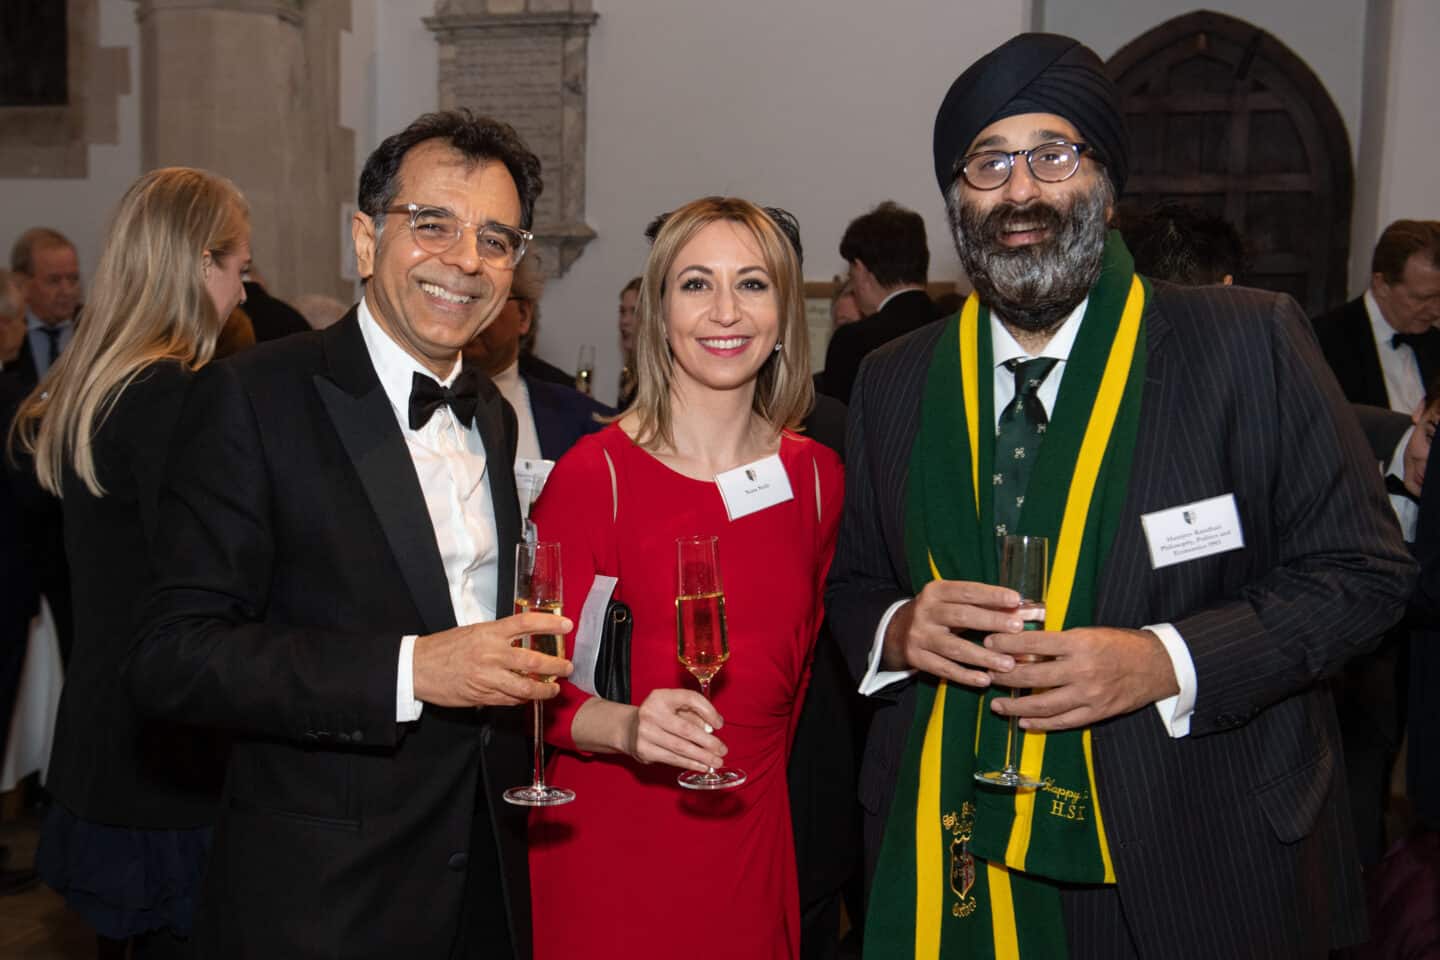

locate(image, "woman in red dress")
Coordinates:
529 197 843 959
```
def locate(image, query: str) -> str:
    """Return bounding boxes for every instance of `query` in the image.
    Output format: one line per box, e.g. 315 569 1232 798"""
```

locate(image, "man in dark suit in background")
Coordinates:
1312 220 1440 865
3 227 81 389
2 232 79 662
129 111 572 959
828 33 1413 959
818 201 938 404
463 251 610 465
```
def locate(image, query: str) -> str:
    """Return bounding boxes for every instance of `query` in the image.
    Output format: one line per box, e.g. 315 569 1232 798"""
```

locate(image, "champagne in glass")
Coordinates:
575 344 596 396
675 535 746 790
975 534 1048 790
513 597 564 674
504 541 575 806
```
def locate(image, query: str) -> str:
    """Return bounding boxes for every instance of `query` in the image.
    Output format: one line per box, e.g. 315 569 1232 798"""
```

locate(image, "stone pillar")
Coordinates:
135 0 355 301
425 0 598 277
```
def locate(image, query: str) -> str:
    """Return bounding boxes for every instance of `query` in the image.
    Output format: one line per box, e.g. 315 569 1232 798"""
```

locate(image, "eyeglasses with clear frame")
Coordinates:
958 140 1093 191
383 203 533 267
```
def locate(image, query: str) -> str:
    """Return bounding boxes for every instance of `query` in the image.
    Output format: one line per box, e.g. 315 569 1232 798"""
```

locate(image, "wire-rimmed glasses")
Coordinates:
958 140 1093 191
383 202 533 267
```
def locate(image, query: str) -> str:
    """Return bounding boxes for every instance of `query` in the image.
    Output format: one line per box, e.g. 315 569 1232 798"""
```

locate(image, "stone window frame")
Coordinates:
0 0 128 179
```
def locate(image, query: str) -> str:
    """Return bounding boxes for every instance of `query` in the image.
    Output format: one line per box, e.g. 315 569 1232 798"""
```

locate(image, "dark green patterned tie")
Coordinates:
992 356 1058 541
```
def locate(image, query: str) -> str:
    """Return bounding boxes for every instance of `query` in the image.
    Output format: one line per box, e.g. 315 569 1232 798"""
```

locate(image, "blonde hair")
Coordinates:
628 197 813 449
11 167 249 496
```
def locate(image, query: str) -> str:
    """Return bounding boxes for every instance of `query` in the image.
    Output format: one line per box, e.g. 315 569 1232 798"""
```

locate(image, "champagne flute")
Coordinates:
575 344 596 396
975 534 1048 790
504 541 576 807
674 535 746 790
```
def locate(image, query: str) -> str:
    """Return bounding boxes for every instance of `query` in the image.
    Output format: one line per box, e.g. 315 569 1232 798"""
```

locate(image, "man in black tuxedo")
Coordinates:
1311 220 1440 865
818 201 939 404
828 33 1413 958
462 251 610 464
1312 220 1440 414
1311 220 1440 544
130 112 572 959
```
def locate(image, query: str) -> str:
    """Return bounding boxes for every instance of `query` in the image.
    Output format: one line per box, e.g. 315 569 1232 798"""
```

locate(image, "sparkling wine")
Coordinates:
675 591 728 684
513 598 563 680
1015 600 1045 663
574 367 593 396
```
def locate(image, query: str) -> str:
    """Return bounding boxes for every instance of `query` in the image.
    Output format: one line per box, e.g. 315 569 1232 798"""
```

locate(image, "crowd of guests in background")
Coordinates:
0 28 1436 960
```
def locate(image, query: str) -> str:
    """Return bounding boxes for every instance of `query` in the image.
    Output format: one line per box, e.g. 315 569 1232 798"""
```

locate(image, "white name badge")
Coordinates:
1140 493 1245 569
514 458 555 521
715 453 794 521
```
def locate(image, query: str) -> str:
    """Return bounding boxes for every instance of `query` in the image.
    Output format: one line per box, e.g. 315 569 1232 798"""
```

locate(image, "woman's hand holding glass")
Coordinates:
622 688 728 773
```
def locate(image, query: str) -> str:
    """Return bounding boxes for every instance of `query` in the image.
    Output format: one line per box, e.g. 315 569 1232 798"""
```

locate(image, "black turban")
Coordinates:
932 33 1129 197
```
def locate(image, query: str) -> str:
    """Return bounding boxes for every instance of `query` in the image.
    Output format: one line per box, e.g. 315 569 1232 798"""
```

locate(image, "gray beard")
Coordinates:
947 178 1112 334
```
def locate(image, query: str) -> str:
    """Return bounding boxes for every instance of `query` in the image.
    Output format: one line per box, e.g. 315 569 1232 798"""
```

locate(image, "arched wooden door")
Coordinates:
1107 11 1353 315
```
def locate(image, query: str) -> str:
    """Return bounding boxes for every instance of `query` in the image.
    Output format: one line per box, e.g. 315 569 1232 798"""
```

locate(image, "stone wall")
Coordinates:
0 0 128 179
426 0 597 277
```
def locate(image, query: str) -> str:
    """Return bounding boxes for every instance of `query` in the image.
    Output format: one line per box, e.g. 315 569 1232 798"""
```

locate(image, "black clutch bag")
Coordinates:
594 599 632 704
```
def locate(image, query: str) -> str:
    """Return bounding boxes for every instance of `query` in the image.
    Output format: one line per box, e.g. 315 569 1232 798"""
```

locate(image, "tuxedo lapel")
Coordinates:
314 313 457 635
475 379 520 615
1346 299 1389 408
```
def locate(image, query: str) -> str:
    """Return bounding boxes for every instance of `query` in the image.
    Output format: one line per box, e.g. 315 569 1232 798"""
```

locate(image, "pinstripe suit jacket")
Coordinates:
826 282 1416 957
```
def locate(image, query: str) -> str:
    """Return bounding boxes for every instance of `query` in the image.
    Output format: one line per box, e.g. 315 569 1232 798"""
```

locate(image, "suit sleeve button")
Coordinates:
448 852 469 871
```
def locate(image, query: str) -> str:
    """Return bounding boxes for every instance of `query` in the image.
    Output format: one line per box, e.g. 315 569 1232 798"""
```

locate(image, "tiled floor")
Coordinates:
0 812 90 959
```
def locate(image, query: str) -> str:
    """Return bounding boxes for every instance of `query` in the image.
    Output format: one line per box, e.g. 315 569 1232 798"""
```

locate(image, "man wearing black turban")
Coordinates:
827 32 1411 960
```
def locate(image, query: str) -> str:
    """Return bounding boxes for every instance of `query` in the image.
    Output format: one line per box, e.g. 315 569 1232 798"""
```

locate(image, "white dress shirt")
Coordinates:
858 299 1199 737
357 298 500 722
491 359 542 461
1366 290 1424 540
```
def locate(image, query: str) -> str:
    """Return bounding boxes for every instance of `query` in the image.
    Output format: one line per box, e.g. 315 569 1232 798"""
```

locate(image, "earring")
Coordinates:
773 342 782 353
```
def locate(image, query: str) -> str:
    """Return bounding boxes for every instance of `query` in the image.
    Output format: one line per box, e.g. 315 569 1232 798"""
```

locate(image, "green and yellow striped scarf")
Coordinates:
865 232 1149 959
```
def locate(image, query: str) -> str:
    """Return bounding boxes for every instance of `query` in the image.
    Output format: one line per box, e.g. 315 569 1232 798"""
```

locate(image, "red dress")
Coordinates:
529 424 843 960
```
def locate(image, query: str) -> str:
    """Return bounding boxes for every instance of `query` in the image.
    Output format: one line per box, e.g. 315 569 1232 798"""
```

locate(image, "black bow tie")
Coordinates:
1392 331 1433 351
1385 473 1419 504
408 369 481 431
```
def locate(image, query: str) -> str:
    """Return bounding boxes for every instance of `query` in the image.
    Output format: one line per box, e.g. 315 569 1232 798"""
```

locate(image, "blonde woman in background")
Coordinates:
11 167 249 959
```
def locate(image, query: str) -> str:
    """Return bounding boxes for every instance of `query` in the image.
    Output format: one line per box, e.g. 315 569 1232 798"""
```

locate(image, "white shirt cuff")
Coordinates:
1146 622 1196 737
396 635 424 722
857 599 917 696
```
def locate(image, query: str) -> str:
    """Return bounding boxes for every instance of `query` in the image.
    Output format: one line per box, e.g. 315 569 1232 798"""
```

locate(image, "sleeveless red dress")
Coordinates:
528 424 843 959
